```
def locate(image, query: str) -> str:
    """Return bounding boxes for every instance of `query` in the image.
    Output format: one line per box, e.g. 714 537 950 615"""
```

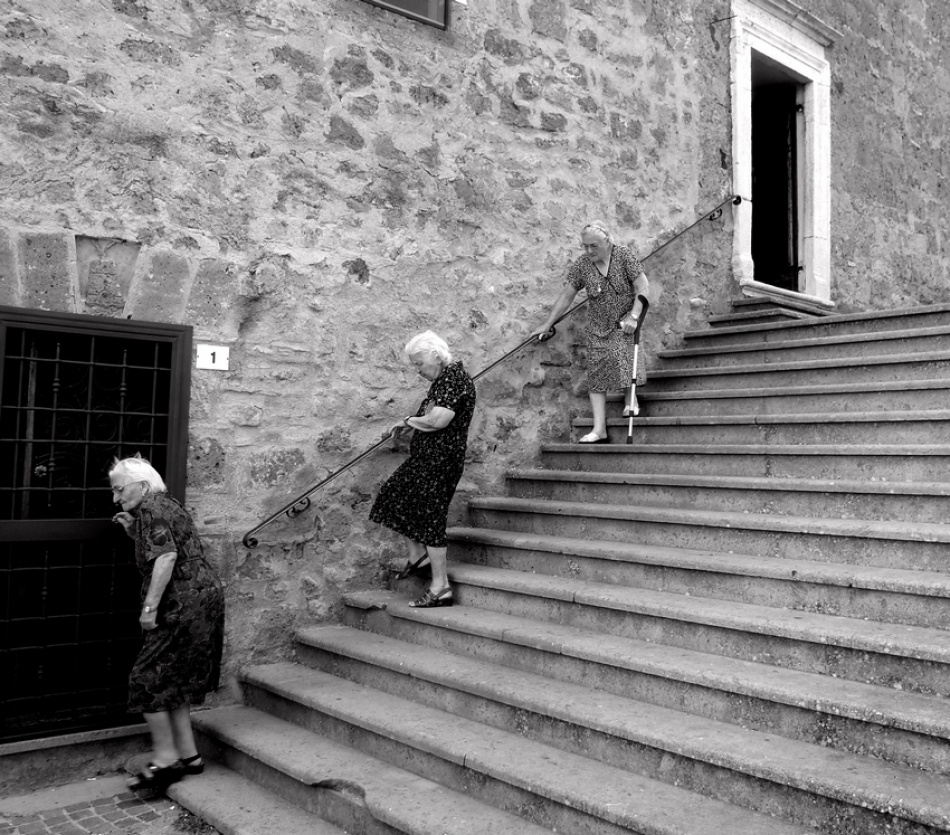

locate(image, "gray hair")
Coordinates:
109 454 167 493
582 222 611 242
404 330 452 364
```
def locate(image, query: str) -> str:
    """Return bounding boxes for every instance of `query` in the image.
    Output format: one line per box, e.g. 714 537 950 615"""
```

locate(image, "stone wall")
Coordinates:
0 0 946 688
793 0 950 311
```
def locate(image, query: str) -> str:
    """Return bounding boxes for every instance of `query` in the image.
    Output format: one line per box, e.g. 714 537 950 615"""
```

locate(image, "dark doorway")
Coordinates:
0 307 191 742
751 53 804 292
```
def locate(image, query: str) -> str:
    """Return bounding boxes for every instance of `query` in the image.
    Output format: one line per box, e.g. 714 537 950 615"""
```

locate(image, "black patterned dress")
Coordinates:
370 361 476 548
567 244 647 392
127 493 225 713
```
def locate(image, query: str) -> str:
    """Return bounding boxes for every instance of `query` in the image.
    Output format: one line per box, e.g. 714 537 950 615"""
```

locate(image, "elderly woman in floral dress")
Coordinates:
533 221 650 442
370 331 477 608
111 454 224 792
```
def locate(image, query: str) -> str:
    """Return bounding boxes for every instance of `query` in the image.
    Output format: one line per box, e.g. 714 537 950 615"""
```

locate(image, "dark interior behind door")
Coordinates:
752 82 801 292
0 307 191 742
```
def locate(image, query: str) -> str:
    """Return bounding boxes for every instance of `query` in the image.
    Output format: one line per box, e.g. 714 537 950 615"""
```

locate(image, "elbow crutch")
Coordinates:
626 295 649 445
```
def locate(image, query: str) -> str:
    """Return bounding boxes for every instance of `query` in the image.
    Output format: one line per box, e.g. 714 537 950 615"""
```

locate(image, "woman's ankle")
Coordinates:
149 757 180 770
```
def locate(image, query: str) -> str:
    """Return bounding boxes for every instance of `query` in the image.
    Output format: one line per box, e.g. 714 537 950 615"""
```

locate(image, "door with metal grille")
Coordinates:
0 307 191 742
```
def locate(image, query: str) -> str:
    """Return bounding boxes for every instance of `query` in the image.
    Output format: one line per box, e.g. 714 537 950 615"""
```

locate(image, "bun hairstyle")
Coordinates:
582 222 611 242
404 330 452 364
109 453 167 493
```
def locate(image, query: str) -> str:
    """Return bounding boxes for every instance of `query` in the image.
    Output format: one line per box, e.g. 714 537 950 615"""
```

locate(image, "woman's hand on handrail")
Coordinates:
529 325 557 342
532 284 578 341
383 420 412 441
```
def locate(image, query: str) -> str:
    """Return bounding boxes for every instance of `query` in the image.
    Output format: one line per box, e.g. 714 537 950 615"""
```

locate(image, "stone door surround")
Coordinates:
730 0 840 307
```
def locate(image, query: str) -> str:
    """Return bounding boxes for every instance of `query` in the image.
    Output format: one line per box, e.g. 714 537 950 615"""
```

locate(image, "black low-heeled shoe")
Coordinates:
394 554 432 580
128 761 184 792
180 754 204 775
409 586 453 608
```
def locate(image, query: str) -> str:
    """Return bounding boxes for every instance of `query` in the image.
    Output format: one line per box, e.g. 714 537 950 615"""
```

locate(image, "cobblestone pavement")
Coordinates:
0 779 219 835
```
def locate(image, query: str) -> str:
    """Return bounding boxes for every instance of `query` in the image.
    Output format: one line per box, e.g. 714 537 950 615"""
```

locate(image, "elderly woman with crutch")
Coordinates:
370 331 477 608
532 220 650 443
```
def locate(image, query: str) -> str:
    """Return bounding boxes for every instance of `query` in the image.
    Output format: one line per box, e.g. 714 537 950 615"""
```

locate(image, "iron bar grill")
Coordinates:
0 325 174 741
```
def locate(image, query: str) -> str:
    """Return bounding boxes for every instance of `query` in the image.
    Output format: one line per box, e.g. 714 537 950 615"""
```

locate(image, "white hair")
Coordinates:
404 330 452 364
109 454 167 493
582 222 611 242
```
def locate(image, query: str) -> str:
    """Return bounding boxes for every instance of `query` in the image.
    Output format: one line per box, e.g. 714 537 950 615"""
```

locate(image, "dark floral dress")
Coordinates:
370 361 476 548
128 492 225 713
567 244 648 392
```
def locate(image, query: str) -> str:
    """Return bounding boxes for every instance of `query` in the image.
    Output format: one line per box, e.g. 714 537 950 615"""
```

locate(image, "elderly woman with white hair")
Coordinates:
533 221 650 442
110 454 224 792
370 331 477 608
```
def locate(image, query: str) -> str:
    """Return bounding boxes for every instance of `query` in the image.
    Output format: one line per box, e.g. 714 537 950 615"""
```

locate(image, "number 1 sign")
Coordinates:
196 344 230 371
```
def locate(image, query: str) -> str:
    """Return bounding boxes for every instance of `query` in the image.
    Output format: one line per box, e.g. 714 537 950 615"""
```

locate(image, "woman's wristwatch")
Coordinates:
143 605 154 614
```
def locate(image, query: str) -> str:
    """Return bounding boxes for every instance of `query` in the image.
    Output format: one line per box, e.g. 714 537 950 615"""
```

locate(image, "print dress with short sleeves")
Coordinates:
370 361 476 548
567 244 647 392
127 493 225 713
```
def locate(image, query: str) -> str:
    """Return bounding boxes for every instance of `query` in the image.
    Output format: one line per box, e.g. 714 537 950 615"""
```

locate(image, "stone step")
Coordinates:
439 562 950 695
344 591 950 778
191 704 555 835
294 623 950 834
628 379 950 417
658 325 950 369
644 351 950 392
730 296 835 318
445 526 950 629
539 443 950 481
505 469 950 523
680 304 950 349
707 308 812 326
573 409 950 445
168 761 346 835
241 662 820 835
467 495 950 572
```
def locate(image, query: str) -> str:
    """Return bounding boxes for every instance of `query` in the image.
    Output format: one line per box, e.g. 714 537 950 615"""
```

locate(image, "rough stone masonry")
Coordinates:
0 0 947 692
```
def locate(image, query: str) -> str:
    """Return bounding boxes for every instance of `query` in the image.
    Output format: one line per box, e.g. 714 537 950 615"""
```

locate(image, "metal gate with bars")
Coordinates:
0 306 191 743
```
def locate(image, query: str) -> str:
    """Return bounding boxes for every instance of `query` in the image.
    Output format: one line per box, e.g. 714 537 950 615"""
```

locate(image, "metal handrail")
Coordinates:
242 194 742 548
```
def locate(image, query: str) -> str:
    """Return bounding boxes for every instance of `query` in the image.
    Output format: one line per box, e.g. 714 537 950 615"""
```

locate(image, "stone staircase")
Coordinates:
172 304 950 834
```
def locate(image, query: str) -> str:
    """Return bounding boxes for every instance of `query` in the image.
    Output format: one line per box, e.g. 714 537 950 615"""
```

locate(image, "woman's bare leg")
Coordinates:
169 704 198 760
589 391 608 437
426 546 449 592
143 711 178 767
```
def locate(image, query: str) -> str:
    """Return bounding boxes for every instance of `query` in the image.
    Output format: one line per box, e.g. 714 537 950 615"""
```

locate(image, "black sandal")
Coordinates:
128 761 184 791
409 586 453 608
395 554 432 580
180 754 204 775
